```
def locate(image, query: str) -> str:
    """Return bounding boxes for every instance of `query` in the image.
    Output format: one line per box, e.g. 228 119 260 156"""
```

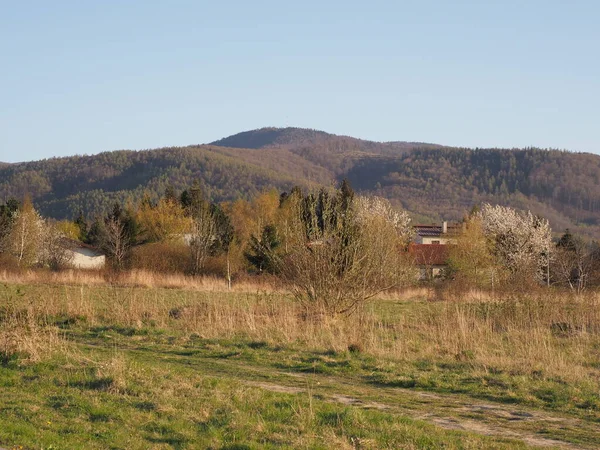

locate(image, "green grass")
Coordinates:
1 282 600 448
0 344 527 450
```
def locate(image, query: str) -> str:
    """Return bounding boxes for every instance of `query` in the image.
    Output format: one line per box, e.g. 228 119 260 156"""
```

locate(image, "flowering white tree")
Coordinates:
354 196 413 245
476 204 552 282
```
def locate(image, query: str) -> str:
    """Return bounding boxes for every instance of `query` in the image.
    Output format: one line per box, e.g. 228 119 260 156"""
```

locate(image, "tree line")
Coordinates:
2 180 600 316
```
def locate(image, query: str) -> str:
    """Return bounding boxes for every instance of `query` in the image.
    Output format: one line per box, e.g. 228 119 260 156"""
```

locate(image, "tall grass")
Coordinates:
0 295 67 364
1 277 599 390
0 268 278 292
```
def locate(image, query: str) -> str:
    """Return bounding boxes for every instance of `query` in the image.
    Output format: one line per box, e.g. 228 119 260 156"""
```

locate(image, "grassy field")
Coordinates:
1 276 600 449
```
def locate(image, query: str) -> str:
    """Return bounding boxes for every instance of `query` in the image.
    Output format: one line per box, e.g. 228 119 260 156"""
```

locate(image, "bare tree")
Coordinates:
447 218 498 288
552 234 594 293
280 193 415 316
8 197 43 267
38 223 73 270
103 216 131 270
189 204 217 275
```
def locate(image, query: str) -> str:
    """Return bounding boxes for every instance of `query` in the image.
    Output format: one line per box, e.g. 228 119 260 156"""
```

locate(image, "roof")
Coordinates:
59 238 104 254
413 223 462 237
408 243 450 266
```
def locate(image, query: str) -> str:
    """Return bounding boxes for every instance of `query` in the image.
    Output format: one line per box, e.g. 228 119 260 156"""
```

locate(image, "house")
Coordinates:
409 243 450 280
413 221 462 245
409 220 462 280
63 239 106 269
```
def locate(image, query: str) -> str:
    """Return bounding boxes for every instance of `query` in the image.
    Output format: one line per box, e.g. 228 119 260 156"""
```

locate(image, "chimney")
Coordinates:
442 221 447 234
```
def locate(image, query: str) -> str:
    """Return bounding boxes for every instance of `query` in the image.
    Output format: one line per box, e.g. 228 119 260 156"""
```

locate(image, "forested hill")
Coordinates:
1 127 600 238
0 145 331 220
212 127 443 173
212 127 443 154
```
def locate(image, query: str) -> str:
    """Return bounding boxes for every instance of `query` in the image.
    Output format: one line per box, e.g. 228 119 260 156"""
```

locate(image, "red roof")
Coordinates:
408 243 450 266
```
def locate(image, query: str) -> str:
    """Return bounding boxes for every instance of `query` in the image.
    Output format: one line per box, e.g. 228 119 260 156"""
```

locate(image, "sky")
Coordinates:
1 0 599 163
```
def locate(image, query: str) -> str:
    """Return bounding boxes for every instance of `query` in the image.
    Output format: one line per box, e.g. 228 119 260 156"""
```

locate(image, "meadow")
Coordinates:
1 270 599 449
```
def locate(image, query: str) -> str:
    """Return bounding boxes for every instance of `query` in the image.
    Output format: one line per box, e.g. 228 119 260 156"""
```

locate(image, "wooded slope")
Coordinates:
1 127 598 237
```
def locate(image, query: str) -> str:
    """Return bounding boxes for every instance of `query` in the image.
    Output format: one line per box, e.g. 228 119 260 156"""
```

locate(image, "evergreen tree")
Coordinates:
74 210 88 242
337 178 355 213
164 184 178 204
180 190 191 209
245 224 281 273
210 204 234 255
557 229 576 251
184 181 206 218
0 198 20 252
86 218 104 247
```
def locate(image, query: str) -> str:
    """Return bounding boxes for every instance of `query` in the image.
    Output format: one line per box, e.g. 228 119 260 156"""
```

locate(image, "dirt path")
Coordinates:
242 370 596 449
78 339 600 449
248 379 583 449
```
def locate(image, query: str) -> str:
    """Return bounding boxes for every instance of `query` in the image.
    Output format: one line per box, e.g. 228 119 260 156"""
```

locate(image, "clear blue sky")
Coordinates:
1 0 599 162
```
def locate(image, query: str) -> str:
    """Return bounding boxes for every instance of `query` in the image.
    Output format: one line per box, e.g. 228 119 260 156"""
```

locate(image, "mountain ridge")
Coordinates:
1 127 599 238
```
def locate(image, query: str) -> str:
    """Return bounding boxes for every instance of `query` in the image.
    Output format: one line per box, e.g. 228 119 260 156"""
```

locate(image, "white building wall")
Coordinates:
67 248 106 269
420 236 455 245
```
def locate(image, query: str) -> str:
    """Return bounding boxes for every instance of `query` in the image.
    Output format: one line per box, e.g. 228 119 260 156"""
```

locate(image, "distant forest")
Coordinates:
1 127 599 238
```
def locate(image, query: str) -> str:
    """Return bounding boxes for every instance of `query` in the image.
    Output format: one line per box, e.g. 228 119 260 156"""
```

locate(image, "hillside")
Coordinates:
1 127 599 238
212 127 443 174
0 146 325 219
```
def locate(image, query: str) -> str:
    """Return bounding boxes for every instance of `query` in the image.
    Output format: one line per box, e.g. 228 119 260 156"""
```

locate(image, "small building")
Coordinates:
63 240 106 269
413 221 462 245
409 243 450 280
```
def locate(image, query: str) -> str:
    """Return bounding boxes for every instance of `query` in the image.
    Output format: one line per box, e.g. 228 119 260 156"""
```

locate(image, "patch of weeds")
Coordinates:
347 343 363 354
483 376 509 389
73 376 115 391
437 360 473 371
143 421 188 447
212 350 243 359
575 398 600 411
52 314 86 329
413 359 435 371
88 407 113 423
317 407 357 428
134 401 157 411
246 341 268 350
373 374 418 389
0 350 21 367
584 360 600 370
197 408 233 431
455 349 476 361
550 322 580 337
320 348 338 357
89 326 142 337
173 349 202 357
534 386 572 408
168 306 189 319
47 394 77 410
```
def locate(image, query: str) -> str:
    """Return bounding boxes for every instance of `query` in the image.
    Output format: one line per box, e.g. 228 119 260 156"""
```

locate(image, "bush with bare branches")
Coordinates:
280 190 415 316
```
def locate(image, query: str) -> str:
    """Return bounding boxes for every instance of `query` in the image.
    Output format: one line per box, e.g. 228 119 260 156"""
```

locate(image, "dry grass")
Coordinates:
0 303 67 364
2 272 599 390
4 271 596 448
395 291 600 384
0 268 279 292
